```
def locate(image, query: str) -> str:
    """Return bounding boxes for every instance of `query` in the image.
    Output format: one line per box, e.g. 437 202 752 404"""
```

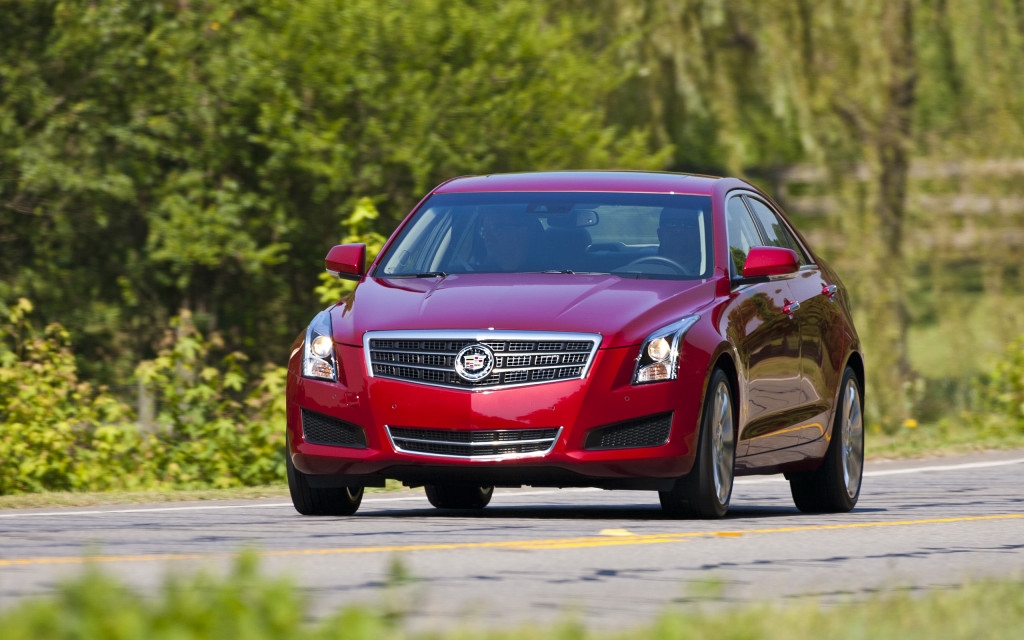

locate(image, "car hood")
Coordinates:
331 273 715 349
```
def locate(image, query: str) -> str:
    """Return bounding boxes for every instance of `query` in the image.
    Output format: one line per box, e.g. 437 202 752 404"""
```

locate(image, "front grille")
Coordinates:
301 409 367 448
584 412 673 450
387 426 561 459
365 331 601 390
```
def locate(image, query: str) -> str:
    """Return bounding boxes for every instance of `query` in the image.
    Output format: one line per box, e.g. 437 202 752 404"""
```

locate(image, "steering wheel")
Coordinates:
624 255 689 274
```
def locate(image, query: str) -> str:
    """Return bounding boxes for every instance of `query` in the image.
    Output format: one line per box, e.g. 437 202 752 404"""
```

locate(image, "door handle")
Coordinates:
822 283 837 302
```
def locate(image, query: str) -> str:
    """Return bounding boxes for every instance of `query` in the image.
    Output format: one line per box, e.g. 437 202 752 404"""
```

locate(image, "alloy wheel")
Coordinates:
712 379 735 505
841 379 864 500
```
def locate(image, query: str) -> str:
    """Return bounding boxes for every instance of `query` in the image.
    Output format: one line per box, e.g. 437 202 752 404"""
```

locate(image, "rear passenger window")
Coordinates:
745 198 812 265
726 197 763 276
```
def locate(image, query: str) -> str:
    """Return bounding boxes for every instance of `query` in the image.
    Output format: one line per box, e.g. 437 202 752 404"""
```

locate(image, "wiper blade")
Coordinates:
385 271 448 279
540 270 610 275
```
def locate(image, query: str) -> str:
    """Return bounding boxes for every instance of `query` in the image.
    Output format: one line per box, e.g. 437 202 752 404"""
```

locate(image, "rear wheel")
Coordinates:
789 366 864 513
425 484 494 509
660 369 736 518
286 453 363 516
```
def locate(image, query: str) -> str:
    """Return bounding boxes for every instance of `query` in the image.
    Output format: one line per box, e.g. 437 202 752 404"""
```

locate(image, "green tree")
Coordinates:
1 0 664 390
596 0 927 425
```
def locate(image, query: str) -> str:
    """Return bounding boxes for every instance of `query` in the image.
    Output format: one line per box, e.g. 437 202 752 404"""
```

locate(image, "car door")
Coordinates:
744 196 841 449
723 195 803 458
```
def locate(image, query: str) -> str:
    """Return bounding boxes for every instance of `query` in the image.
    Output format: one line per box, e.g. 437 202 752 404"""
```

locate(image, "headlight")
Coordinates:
302 310 337 381
632 315 700 384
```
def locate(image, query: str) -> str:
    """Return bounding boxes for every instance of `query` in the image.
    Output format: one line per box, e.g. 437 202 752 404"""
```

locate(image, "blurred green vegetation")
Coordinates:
2 553 1024 639
3 0 1024 493
1 298 285 493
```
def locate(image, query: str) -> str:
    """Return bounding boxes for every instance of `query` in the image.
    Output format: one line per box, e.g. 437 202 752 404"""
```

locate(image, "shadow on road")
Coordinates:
348 503 886 521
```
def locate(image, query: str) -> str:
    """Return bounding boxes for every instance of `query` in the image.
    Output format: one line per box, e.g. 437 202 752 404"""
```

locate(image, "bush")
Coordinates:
0 554 309 640
975 334 1024 431
136 313 287 489
0 300 285 495
0 299 144 493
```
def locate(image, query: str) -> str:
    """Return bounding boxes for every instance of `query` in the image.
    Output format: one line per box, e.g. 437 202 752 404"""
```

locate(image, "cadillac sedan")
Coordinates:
286 171 864 518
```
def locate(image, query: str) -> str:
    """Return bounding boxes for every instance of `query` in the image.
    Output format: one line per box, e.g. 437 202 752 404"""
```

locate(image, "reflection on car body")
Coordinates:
286 171 865 518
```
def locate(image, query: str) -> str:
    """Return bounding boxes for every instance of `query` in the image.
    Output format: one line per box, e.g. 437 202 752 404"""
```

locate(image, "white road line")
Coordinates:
0 495 427 519
2 457 1021 519
734 456 1024 484
0 503 294 518
863 457 1024 476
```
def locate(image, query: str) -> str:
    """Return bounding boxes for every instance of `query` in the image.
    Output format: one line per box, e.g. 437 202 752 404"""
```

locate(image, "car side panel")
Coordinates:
718 281 805 456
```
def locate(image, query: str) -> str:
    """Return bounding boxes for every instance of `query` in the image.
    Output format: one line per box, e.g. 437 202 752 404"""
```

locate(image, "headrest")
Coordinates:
659 207 703 228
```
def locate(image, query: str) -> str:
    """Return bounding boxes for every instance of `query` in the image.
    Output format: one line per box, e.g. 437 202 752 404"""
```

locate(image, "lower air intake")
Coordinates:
301 409 367 448
584 412 673 450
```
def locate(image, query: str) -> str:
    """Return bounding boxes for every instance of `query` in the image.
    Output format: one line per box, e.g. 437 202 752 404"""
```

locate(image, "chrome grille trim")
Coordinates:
364 330 602 391
386 426 563 461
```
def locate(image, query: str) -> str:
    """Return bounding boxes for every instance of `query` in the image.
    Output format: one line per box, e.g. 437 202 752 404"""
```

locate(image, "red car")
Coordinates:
286 171 864 518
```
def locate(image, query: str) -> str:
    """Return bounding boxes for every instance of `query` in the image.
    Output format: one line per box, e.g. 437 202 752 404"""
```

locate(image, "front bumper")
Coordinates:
287 344 707 488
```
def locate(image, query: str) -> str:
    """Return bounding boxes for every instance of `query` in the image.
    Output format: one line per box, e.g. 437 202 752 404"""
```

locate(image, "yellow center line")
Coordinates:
2 513 1021 567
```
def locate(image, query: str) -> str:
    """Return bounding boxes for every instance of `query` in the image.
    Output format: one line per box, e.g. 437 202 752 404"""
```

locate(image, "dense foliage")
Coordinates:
976 336 1024 431
0 299 285 493
0 0 662 385
3 0 1024 493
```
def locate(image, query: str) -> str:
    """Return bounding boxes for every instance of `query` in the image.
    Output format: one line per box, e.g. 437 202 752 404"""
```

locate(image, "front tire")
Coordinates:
789 366 864 513
660 369 736 518
425 484 494 509
286 452 363 516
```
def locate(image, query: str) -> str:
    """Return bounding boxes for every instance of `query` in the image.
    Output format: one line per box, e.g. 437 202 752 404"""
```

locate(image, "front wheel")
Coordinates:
660 369 736 518
286 452 363 516
425 484 494 509
789 366 864 513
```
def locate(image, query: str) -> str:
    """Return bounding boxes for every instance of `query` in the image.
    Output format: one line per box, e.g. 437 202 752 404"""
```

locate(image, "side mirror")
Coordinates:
325 244 366 281
740 246 800 280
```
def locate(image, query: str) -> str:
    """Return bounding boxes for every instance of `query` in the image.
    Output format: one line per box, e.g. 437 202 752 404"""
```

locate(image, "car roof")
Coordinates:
433 171 723 196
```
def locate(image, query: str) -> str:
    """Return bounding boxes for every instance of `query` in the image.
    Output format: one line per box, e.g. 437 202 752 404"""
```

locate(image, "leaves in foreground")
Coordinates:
2 553 1023 640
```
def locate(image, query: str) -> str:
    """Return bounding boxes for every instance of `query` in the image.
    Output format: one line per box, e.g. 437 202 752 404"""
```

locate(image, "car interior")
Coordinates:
376 193 714 279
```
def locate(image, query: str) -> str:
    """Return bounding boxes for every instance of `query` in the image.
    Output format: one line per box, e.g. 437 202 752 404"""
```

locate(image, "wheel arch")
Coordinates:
712 351 739 410
704 345 741 429
844 350 866 399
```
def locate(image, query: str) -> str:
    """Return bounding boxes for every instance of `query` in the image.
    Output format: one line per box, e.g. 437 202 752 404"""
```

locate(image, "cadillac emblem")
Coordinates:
454 343 495 382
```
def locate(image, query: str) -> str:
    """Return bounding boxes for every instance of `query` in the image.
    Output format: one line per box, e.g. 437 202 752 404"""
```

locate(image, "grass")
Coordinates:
906 287 1024 381
2 553 1023 639
868 420 1024 459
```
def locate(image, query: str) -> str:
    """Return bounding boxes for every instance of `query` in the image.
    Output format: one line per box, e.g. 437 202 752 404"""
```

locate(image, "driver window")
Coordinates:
726 197 763 276
745 198 812 265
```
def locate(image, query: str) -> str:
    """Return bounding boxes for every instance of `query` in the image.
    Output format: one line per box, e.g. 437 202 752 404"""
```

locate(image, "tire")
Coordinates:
659 369 736 518
424 484 494 509
286 452 363 516
789 366 864 513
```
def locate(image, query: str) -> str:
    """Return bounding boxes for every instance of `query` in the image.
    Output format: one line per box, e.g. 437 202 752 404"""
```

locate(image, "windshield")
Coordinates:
375 192 714 279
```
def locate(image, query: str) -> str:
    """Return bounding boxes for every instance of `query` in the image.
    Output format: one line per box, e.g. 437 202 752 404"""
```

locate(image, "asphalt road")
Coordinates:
2 449 1023 631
